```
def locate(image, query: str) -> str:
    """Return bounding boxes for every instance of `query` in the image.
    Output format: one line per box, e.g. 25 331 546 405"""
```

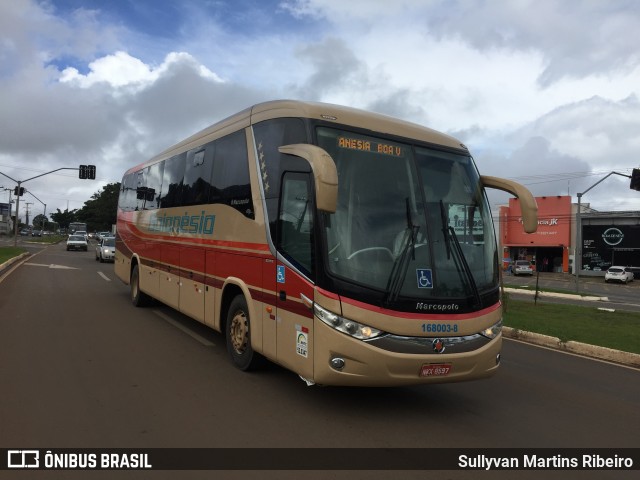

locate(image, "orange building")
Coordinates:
499 195 572 273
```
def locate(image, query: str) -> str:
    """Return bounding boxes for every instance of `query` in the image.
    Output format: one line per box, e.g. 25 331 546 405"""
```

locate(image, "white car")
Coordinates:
604 266 634 284
513 260 533 276
95 237 116 262
67 235 88 252
75 230 89 241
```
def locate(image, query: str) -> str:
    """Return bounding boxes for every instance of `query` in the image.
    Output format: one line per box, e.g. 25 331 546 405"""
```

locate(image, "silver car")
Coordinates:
95 237 116 262
513 260 534 276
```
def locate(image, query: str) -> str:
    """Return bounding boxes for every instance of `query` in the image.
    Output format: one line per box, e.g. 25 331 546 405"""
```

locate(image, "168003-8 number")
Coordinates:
422 323 458 333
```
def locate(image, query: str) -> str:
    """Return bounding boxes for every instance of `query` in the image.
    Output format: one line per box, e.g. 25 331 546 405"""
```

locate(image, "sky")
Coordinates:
1 0 639 225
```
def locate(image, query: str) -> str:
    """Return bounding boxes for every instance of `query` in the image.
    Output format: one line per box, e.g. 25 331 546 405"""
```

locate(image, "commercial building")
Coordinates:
498 195 640 275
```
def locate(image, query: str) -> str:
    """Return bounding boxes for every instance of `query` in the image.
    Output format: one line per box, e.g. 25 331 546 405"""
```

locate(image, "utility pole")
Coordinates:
25 202 33 228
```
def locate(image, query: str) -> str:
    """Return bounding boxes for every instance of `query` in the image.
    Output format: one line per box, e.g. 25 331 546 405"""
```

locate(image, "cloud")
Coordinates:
282 0 640 86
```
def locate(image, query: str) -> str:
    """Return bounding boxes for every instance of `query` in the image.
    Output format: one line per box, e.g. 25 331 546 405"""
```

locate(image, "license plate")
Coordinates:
420 363 452 377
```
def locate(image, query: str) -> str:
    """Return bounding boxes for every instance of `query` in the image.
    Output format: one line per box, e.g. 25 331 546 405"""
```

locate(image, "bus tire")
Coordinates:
131 264 152 307
225 295 261 371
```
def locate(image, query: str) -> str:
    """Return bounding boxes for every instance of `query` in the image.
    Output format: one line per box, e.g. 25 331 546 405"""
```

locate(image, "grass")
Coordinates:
503 298 640 354
0 246 28 265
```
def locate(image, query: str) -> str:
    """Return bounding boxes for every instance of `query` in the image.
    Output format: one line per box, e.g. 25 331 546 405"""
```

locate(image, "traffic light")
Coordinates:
13 186 25 196
631 168 640 191
79 164 96 179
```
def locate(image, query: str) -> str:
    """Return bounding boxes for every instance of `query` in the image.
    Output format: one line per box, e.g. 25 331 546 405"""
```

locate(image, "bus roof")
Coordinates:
125 100 468 176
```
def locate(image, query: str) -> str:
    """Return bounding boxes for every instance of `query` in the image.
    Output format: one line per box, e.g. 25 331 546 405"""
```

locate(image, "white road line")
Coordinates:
152 309 215 347
97 271 111 282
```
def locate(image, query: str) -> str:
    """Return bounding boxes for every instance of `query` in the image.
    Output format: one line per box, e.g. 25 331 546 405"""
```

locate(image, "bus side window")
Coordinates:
183 143 214 206
211 131 254 218
118 173 137 212
278 172 314 278
159 153 186 209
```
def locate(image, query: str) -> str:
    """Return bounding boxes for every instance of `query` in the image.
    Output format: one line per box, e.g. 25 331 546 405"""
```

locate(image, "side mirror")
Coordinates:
278 144 338 213
481 175 538 233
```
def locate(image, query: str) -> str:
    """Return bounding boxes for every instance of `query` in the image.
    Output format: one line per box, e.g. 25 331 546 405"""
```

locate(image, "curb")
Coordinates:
0 252 31 276
503 327 640 368
504 287 608 302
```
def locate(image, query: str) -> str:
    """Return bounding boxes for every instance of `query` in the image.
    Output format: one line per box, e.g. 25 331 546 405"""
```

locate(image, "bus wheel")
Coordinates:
225 295 260 371
131 264 152 307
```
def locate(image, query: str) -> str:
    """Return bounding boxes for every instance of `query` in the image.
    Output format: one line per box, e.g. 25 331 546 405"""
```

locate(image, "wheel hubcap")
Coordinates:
230 311 248 354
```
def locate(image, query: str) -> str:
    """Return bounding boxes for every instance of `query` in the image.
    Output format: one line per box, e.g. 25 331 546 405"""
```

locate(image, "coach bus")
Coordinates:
115 100 537 386
68 222 87 235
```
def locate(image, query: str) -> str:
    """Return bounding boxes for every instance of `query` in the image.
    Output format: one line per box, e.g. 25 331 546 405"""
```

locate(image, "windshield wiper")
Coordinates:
439 200 452 259
384 199 419 306
439 200 481 307
447 225 482 308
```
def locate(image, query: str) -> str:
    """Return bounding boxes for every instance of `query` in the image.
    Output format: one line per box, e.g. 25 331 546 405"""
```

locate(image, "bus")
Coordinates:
115 100 537 387
68 222 87 235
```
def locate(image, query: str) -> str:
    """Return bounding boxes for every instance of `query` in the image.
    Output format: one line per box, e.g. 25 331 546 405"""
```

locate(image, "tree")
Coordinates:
76 183 120 232
32 214 48 230
50 208 77 230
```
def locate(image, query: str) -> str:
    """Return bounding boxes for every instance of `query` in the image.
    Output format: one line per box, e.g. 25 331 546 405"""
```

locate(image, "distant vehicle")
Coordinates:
31 230 42 237
95 237 115 262
513 260 534 276
75 230 89 241
68 222 87 235
19 229 30 236
604 266 634 284
66 235 88 252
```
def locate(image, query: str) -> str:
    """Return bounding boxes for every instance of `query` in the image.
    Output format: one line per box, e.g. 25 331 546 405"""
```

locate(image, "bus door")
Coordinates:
274 172 315 380
261 258 278 360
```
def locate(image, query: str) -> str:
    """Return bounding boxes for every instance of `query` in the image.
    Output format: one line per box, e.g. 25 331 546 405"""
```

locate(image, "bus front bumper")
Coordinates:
311 318 502 387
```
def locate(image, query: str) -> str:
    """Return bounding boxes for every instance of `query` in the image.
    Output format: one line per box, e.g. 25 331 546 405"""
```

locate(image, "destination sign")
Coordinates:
337 136 404 157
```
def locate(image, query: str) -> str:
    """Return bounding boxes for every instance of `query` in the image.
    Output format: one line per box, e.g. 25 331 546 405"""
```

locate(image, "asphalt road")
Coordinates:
1 242 639 479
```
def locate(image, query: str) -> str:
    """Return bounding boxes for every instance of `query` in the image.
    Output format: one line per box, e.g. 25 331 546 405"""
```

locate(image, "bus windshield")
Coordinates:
317 127 498 311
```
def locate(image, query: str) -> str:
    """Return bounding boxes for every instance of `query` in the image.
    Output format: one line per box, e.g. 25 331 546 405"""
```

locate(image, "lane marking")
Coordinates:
152 309 215 347
24 262 78 270
97 271 111 282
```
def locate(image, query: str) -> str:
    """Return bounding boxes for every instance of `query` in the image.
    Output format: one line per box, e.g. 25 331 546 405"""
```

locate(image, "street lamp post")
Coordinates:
575 171 632 292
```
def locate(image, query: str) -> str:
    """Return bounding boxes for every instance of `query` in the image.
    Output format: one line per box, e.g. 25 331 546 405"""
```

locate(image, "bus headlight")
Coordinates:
480 319 502 340
314 304 384 340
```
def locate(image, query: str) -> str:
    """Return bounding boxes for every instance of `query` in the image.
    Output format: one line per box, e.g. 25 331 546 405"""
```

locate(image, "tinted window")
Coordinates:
279 172 314 276
212 131 254 218
159 153 186 208
183 142 215 206
252 118 309 245
118 173 137 212
142 161 164 210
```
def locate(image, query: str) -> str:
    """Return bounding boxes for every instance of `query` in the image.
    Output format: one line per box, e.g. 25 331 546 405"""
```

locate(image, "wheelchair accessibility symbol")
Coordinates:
277 265 286 283
416 269 433 289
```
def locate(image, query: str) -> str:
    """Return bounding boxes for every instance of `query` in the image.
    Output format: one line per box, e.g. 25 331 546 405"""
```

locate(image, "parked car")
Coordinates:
604 266 634 284
95 237 116 262
31 230 42 237
513 260 534 276
66 234 88 252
